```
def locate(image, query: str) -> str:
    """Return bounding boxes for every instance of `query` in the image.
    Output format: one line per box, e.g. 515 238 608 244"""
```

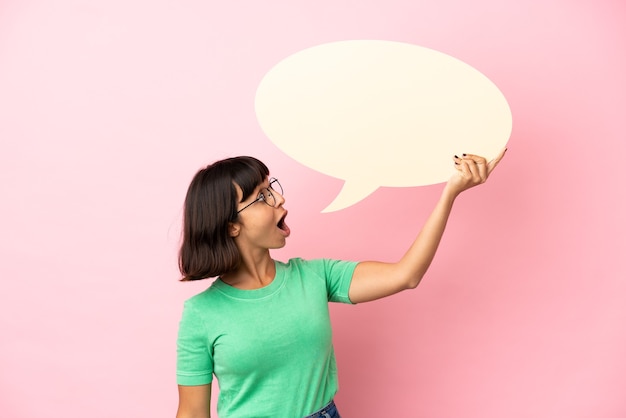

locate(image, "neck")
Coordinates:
221 249 276 290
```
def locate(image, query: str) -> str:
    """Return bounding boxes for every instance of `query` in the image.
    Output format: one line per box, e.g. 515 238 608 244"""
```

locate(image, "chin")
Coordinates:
271 239 288 249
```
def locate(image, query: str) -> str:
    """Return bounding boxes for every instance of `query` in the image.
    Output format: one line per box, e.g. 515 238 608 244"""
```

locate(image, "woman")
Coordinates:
176 150 506 418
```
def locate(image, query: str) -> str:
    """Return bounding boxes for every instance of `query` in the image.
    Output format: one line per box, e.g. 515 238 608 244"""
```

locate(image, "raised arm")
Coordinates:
176 384 211 418
348 150 506 304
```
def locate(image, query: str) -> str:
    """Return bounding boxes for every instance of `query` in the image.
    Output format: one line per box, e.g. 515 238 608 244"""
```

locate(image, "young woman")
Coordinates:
176 150 506 418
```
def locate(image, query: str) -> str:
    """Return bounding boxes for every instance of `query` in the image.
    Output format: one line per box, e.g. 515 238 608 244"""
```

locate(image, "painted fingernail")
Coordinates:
462 153 467 157
454 155 459 159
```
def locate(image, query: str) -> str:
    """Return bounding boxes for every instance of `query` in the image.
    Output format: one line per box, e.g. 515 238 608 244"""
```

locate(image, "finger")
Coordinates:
462 153 488 179
457 159 471 178
487 147 507 174
464 159 482 182
453 155 470 177
461 153 488 165
477 158 488 181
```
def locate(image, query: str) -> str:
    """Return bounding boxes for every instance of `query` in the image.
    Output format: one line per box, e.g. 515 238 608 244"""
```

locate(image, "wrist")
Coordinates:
442 183 461 201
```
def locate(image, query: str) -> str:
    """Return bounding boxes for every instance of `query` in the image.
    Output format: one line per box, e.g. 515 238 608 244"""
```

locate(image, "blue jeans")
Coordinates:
304 400 341 418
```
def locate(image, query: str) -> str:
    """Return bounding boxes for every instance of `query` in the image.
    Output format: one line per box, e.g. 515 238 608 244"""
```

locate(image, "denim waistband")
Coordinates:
303 399 337 418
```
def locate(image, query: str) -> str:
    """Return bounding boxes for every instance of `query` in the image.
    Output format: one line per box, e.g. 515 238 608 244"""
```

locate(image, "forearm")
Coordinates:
349 185 458 303
397 184 458 288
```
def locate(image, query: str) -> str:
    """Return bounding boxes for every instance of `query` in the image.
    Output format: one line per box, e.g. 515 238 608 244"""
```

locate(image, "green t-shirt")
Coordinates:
176 258 357 417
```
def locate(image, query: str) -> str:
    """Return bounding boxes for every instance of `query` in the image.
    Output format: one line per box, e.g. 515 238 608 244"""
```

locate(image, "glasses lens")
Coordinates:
259 178 282 208
262 188 275 207
269 178 283 196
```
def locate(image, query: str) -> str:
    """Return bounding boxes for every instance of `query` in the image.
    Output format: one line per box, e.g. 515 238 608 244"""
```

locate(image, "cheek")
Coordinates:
244 210 275 232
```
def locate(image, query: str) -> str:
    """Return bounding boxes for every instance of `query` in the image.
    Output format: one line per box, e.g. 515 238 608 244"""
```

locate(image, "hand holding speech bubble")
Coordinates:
255 40 512 212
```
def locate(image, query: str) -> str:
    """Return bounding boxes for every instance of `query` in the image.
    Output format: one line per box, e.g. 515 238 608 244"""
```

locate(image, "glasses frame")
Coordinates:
236 178 283 214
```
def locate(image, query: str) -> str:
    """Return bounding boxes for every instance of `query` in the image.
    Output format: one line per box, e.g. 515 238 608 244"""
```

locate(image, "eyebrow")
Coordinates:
251 180 270 198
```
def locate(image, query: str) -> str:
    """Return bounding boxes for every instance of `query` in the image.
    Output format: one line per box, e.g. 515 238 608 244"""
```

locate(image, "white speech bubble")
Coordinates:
255 40 512 212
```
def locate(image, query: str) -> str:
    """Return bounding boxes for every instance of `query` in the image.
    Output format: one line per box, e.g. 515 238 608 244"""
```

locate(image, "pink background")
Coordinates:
1 0 625 417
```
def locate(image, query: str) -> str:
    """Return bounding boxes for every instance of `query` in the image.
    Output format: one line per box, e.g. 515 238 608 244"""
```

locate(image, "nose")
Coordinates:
273 189 285 207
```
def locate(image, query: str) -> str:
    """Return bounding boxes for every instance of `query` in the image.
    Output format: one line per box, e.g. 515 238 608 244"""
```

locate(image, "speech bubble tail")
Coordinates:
321 181 379 213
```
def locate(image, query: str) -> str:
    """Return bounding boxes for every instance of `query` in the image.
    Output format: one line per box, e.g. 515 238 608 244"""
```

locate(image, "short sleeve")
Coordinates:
321 259 358 304
176 300 214 385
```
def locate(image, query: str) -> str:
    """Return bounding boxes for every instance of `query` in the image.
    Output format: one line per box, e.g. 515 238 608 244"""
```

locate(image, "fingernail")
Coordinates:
462 153 467 157
454 155 459 159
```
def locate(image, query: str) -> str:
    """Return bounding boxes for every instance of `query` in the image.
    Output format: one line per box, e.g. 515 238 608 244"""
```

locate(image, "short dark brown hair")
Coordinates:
178 156 269 281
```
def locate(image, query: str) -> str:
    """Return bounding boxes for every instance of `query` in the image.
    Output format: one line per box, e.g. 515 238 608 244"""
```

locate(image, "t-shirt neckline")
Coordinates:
213 260 285 300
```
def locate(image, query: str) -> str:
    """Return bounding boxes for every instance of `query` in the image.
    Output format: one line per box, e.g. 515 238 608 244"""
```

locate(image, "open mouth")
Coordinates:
277 213 287 229
277 212 290 236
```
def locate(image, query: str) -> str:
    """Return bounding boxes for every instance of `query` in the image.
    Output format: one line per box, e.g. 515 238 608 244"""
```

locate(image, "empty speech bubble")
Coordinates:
255 40 512 212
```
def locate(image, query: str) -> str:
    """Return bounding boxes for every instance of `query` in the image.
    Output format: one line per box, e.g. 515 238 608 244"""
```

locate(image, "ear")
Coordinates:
228 222 240 237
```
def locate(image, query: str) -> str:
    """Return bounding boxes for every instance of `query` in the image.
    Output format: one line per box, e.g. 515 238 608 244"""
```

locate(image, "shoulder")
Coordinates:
182 280 224 312
278 258 358 278
278 257 324 274
178 281 234 334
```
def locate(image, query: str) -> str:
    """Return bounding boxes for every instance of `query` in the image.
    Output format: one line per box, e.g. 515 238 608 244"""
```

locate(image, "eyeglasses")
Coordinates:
237 178 283 214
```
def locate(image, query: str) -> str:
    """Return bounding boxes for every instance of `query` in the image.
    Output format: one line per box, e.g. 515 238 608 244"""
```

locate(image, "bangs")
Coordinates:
227 156 270 202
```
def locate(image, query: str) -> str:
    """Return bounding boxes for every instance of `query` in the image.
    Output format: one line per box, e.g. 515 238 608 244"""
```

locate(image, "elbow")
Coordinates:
404 274 423 290
395 262 426 290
